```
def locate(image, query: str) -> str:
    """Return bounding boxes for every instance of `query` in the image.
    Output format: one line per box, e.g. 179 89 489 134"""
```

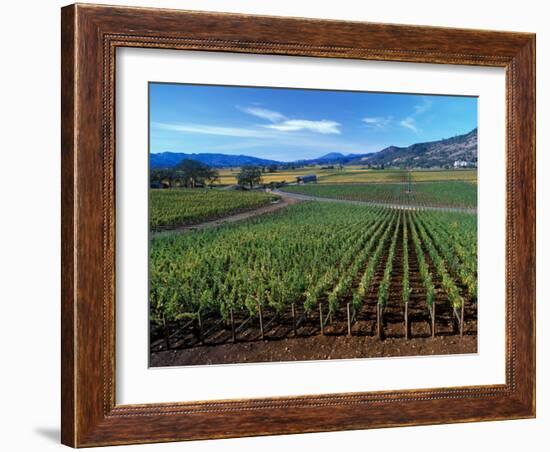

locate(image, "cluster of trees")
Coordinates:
151 160 267 189
236 166 262 189
151 159 219 188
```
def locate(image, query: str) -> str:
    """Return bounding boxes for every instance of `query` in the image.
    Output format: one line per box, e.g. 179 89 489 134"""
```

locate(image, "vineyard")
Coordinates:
281 181 477 209
150 200 477 357
150 189 279 231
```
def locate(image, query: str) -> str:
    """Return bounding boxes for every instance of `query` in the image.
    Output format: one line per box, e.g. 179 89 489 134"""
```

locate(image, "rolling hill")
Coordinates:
150 128 478 169
354 128 477 168
150 152 281 169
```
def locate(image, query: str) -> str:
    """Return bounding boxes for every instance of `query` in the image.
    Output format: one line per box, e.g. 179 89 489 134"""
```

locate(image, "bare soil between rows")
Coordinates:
150 294 477 366
150 334 477 367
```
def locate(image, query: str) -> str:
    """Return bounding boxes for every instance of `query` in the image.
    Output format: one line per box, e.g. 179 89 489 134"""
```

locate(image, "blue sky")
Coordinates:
150 83 477 162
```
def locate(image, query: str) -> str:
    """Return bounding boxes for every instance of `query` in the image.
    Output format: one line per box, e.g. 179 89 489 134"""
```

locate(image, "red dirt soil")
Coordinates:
151 334 476 367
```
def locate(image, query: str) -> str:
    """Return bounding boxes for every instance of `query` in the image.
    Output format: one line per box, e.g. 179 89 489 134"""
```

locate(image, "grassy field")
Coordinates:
281 181 477 208
216 166 477 185
150 189 278 231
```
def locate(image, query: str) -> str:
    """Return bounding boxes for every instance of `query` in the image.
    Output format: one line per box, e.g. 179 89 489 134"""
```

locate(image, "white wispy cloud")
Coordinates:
362 102 428 133
399 117 418 133
239 104 341 135
264 119 341 134
153 122 272 138
239 106 286 123
394 98 432 133
414 98 433 115
156 102 342 141
362 116 392 129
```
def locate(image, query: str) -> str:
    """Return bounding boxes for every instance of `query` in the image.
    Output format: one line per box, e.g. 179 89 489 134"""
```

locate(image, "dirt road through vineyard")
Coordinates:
153 193 301 237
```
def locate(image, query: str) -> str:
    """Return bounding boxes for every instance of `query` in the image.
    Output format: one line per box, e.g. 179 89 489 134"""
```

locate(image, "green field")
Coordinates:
150 189 279 231
216 167 477 185
150 201 477 329
281 181 477 209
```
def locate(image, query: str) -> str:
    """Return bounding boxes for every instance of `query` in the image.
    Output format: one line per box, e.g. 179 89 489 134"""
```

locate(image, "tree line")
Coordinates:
150 159 265 189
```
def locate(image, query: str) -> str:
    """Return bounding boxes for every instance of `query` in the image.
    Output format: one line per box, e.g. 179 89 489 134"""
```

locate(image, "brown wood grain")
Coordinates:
60 5 76 447
61 3 536 447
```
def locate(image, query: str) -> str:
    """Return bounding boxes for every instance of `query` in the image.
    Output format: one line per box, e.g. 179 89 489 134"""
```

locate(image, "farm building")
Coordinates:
453 160 469 168
296 174 318 184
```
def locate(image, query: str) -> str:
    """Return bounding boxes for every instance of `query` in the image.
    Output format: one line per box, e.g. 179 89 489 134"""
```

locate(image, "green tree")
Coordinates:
176 159 219 188
237 165 262 189
150 168 176 188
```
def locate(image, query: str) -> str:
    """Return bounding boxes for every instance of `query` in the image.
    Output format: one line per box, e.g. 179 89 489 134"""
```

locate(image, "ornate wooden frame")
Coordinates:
61 3 536 447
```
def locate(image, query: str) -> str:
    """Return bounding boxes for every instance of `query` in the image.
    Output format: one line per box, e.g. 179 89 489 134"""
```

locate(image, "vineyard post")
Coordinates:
258 303 264 339
291 303 297 336
230 308 236 343
319 304 324 335
452 309 459 334
346 303 351 336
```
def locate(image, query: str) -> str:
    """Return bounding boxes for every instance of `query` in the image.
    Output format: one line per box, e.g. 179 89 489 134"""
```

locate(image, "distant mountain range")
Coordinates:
150 128 477 169
150 152 280 169
294 152 361 166
356 128 478 168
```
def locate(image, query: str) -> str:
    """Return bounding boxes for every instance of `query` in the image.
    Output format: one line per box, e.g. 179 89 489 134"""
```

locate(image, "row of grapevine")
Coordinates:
426 213 477 298
281 181 477 209
401 213 411 338
351 213 397 310
327 210 394 315
402 213 411 305
150 201 476 344
413 213 464 310
408 212 436 309
151 203 383 325
416 213 477 301
303 209 387 313
150 188 278 230
377 212 401 308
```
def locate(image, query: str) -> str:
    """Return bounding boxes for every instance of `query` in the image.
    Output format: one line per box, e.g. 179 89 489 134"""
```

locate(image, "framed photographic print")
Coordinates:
61 3 536 447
